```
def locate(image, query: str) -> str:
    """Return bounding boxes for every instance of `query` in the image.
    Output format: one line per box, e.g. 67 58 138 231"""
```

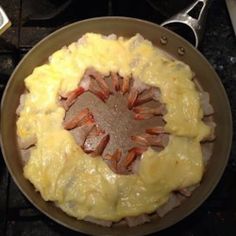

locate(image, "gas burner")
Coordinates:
146 0 194 18
22 0 109 27
22 0 72 25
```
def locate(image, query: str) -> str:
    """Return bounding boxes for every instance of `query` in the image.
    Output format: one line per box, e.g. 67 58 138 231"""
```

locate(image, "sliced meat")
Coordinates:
18 135 37 150
199 91 214 116
125 214 150 227
156 193 181 217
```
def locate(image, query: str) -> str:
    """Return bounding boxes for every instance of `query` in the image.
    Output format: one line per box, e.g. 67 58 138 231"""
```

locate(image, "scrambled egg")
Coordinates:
17 33 211 221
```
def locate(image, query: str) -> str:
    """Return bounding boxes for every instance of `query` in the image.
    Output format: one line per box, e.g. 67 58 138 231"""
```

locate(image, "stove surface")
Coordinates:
0 0 236 235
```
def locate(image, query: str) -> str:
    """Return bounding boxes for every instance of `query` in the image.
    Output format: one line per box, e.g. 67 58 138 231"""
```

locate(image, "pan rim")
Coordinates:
0 16 233 235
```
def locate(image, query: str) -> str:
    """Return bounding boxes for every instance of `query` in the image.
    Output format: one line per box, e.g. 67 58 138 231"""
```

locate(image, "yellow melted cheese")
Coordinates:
17 33 211 221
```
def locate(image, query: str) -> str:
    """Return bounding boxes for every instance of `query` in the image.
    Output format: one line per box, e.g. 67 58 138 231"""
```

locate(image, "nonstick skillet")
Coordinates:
0 17 232 236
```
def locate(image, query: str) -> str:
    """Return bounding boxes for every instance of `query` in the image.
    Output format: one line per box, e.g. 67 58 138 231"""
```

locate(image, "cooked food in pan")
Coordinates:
16 33 215 227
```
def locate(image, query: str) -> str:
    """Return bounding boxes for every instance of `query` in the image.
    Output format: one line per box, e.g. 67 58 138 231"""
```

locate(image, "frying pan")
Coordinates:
0 17 232 235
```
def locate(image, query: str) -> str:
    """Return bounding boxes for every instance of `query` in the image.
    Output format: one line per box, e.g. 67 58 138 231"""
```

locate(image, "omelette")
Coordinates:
16 33 212 223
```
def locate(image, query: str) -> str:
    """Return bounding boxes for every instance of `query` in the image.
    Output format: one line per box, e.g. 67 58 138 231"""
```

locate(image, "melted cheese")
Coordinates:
17 33 211 221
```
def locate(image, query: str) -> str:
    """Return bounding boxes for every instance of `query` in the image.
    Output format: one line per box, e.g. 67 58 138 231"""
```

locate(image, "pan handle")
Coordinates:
161 0 211 47
0 6 11 35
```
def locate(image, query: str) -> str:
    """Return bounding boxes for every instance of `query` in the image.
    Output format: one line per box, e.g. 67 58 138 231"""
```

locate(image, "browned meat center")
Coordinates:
61 68 168 174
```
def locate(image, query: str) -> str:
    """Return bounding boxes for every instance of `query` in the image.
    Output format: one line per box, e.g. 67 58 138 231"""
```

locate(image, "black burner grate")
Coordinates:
0 0 236 235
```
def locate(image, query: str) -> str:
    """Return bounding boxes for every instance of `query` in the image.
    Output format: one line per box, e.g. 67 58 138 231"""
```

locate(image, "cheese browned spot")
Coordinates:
17 33 210 221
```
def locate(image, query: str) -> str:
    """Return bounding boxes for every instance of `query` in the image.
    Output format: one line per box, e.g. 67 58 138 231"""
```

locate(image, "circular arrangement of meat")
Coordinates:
16 33 216 227
61 68 169 175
